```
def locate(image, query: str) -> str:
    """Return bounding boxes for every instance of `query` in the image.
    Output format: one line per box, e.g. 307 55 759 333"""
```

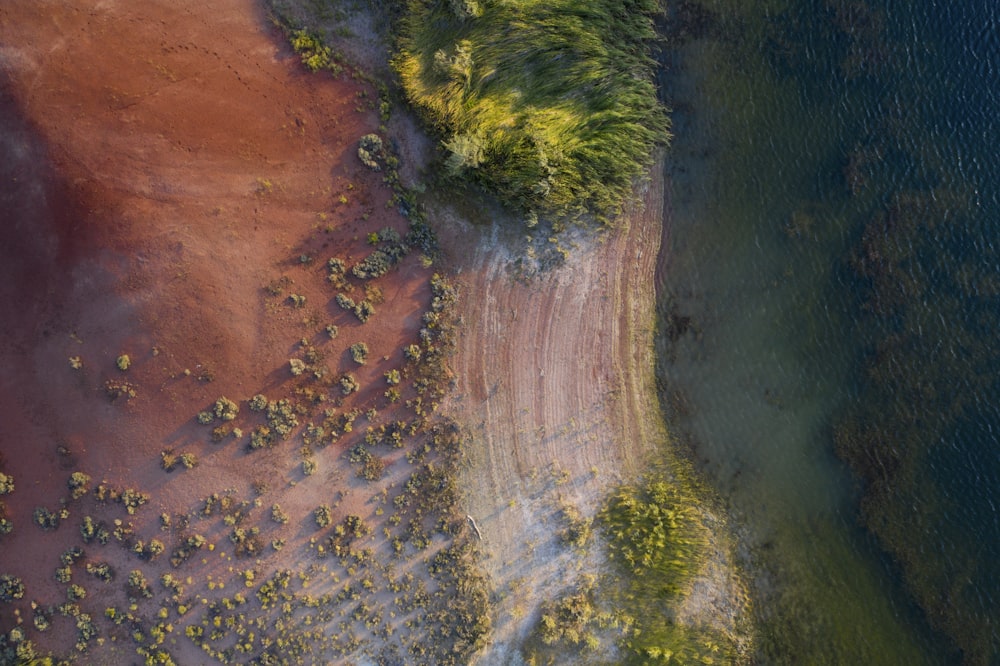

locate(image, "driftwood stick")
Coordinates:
467 514 483 541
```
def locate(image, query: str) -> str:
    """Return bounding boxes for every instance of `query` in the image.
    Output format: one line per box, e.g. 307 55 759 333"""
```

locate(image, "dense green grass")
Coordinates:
600 473 737 664
394 0 669 226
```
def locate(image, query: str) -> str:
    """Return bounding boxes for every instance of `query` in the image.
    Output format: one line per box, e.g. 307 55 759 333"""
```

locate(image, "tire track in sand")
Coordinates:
441 154 667 661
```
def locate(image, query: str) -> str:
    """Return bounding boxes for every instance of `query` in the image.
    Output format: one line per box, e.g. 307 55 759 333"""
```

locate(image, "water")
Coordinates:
656 0 999 662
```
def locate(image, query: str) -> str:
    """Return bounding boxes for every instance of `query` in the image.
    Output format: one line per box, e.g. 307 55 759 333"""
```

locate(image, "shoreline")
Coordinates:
439 153 750 662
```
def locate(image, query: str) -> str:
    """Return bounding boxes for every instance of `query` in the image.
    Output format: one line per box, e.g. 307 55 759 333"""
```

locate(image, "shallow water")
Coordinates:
657 0 999 662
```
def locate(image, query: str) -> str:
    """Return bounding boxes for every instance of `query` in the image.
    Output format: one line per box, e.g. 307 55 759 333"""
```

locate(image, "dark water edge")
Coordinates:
654 0 998 663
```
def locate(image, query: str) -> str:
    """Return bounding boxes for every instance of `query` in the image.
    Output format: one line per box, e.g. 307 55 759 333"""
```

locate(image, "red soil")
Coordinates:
0 0 430 658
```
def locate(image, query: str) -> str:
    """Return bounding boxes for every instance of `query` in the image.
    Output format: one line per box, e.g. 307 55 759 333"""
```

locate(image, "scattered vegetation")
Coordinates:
104 379 137 400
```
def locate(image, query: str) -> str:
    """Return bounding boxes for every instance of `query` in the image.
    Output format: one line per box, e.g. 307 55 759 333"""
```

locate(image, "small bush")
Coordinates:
116 354 131 371
290 29 340 74
249 426 274 450
289 358 307 376
248 394 268 411
350 342 369 365
86 562 114 582
314 505 333 528
357 134 384 171
0 574 24 603
33 507 60 531
360 455 386 482
340 374 360 395
271 504 290 524
0 473 14 495
126 569 153 600
104 379 137 400
120 488 149 515
214 397 239 421
354 300 375 323
335 293 356 311
68 472 91 500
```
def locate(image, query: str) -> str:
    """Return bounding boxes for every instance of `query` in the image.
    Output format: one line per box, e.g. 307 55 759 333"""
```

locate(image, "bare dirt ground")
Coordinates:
0 1 470 662
438 163 668 661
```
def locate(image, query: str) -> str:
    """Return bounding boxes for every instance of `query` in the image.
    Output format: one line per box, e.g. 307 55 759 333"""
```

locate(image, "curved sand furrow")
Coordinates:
441 157 667 659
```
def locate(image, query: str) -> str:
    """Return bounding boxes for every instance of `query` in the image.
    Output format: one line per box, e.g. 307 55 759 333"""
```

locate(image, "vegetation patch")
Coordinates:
598 474 735 664
394 0 669 225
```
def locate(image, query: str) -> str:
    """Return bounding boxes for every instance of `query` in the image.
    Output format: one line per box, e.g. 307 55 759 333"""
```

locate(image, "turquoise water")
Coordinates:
656 0 998 662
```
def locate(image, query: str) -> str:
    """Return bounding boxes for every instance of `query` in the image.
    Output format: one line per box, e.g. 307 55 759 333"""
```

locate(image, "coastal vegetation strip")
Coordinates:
394 0 670 226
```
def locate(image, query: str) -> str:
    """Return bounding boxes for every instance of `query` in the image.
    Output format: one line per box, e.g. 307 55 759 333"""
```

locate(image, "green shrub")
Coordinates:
354 300 375 323
0 574 24 602
33 506 60 530
67 583 87 601
340 374 360 395
557 503 592 549
350 342 369 365
290 29 341 75
314 505 333 528
68 472 91 500
213 396 239 421
104 379 137 400
126 569 153 600
358 134 384 171
86 562 114 582
248 394 268 411
271 504 290 524
120 488 149 514
335 293 355 311
249 426 274 450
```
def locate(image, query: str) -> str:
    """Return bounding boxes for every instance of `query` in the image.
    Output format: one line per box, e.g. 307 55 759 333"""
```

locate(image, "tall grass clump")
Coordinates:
601 474 734 664
394 0 670 226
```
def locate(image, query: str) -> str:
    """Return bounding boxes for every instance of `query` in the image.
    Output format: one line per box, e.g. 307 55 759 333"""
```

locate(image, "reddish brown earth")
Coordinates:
0 1 439 661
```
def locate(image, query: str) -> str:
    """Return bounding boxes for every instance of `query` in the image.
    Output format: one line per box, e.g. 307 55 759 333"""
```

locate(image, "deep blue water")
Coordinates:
657 0 999 662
